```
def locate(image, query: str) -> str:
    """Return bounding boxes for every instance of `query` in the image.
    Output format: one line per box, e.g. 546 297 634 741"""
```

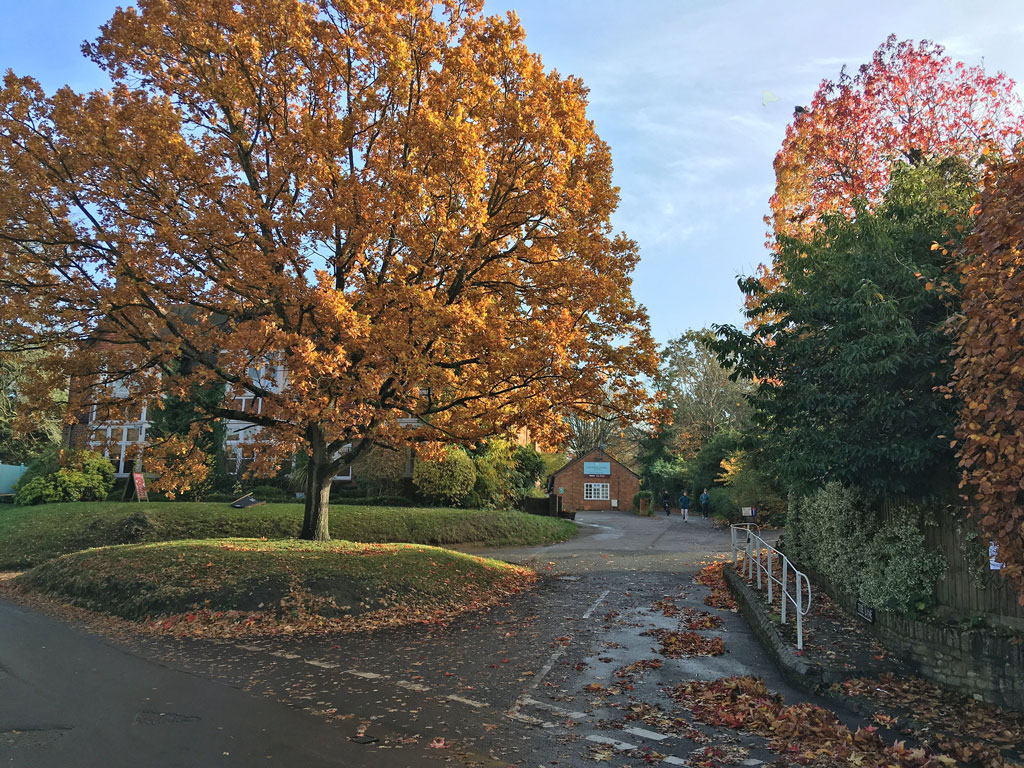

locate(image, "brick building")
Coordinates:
550 448 639 513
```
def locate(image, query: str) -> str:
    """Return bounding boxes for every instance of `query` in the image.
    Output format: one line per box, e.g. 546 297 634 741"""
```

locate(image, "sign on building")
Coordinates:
583 461 610 476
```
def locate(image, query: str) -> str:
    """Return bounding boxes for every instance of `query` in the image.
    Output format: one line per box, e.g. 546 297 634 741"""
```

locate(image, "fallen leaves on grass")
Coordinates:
695 563 738 611
670 676 948 767
642 628 725 658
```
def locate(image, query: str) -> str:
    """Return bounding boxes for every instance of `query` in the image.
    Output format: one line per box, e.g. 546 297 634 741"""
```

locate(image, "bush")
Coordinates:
708 487 739 521
859 515 947 613
787 483 947 615
14 450 116 506
351 446 407 497
512 445 546 495
413 447 476 506
470 440 515 507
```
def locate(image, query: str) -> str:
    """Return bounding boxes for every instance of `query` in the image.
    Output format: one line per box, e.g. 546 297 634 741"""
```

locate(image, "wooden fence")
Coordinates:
882 498 1024 625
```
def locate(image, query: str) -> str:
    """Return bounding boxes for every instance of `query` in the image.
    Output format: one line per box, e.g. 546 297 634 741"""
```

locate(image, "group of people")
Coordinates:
661 488 710 521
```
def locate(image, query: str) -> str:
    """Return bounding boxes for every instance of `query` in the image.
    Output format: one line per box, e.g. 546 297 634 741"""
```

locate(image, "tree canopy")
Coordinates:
0 0 657 538
715 160 976 499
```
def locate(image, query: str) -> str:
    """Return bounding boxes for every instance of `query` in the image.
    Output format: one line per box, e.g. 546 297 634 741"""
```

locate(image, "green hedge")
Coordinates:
786 482 946 615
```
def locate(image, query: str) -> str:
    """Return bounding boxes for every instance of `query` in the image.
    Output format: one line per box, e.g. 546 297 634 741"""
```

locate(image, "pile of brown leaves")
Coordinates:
621 701 710 743
651 597 682 617
613 658 663 681
695 563 738 611
842 675 1024 768
670 676 949 767
681 607 724 630
642 628 725 658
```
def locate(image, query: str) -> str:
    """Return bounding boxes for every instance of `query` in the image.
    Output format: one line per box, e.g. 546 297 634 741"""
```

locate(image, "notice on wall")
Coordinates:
583 461 610 476
990 541 1004 570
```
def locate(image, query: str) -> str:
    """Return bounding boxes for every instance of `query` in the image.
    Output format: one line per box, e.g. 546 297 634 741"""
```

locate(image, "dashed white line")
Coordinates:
623 726 669 741
582 589 612 619
396 680 430 692
446 694 487 708
662 757 687 766
269 651 301 660
520 697 588 720
345 669 383 679
305 659 338 669
585 734 636 751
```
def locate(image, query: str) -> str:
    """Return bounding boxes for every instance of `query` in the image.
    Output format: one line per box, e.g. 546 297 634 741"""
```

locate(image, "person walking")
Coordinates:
678 490 690 522
700 488 710 519
661 491 671 516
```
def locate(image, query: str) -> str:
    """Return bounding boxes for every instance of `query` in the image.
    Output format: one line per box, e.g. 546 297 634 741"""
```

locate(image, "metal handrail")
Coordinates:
730 524 813 649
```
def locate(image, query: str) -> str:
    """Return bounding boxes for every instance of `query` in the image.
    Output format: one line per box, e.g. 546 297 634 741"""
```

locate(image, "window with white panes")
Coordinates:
584 482 610 501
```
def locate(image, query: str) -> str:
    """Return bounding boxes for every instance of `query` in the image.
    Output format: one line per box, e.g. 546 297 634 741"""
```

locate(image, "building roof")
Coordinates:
550 448 639 480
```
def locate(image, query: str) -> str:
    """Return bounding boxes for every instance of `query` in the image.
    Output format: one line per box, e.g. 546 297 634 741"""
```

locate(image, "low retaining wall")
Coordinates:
805 566 1024 712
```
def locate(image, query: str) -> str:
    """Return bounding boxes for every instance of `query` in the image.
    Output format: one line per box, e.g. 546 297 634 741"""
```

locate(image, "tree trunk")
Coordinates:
300 427 332 541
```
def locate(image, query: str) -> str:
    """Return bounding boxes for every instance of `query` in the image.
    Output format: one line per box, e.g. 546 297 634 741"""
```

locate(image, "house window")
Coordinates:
584 482 610 501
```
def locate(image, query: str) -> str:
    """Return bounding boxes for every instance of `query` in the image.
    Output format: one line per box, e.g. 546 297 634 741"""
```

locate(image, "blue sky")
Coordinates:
3 1 1024 344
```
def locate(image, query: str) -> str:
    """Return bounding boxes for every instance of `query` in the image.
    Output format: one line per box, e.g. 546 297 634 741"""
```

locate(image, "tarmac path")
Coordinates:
1 512 863 767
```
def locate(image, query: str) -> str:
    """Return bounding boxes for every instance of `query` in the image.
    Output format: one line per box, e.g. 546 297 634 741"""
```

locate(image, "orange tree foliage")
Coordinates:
0 0 657 540
954 156 1024 604
753 35 1024 304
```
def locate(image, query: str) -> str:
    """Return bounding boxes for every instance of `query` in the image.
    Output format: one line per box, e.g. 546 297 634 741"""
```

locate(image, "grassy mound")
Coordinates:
13 539 536 635
0 502 576 568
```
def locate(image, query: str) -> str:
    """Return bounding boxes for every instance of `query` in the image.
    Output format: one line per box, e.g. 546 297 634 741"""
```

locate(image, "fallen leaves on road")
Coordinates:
695 563 738 611
670 676 960 767
642 628 725 658
612 658 662 681
842 674 1024 767
651 596 681 617
681 607 724 630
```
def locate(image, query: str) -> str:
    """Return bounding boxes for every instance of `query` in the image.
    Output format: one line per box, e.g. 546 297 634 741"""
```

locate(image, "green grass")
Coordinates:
0 501 576 569
14 539 535 626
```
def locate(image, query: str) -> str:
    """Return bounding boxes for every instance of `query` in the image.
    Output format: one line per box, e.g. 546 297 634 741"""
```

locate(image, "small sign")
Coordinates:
989 541 1004 570
558 487 564 495
583 461 610 476
132 472 149 502
856 599 875 624
741 507 754 517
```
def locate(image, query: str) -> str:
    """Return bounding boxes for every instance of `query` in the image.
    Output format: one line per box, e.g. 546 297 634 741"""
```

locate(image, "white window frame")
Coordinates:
584 482 610 501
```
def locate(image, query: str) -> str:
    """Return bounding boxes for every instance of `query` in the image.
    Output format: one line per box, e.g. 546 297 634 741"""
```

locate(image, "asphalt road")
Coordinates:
1 513 860 767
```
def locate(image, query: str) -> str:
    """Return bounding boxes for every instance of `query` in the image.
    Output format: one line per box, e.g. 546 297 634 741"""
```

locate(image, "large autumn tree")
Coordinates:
751 35 1024 307
0 0 657 539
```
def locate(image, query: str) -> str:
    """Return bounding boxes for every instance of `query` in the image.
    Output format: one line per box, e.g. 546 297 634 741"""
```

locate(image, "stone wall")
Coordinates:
809 567 1024 712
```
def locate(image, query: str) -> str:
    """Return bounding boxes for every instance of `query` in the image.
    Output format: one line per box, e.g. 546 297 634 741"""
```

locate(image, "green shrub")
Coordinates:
708 487 739 521
512 445 546 496
786 483 946 615
351 446 407 497
859 515 947 614
633 490 652 514
14 450 115 506
470 441 515 507
413 447 476 506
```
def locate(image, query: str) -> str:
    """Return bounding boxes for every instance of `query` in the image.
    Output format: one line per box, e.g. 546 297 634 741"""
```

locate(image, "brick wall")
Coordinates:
553 449 639 513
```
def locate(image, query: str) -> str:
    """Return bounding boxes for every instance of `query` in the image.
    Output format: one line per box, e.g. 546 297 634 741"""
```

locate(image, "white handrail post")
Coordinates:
795 574 804 650
781 559 788 624
746 537 752 579
756 541 762 590
766 550 773 605
732 526 738 567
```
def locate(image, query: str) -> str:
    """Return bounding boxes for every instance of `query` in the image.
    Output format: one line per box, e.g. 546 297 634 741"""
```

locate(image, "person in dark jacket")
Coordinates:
700 489 710 519
678 491 690 522
661 492 671 516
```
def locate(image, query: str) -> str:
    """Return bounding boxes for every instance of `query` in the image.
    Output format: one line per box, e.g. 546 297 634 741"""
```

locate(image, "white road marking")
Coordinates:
521 697 588 720
345 669 383 679
506 589 610 724
269 651 301 660
741 761 764 766
396 680 430 692
582 589 612 619
663 757 687 766
305 659 338 669
586 735 636 751
446 695 487 708
623 726 669 741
